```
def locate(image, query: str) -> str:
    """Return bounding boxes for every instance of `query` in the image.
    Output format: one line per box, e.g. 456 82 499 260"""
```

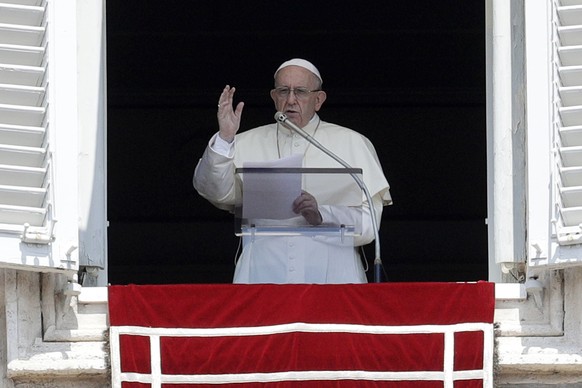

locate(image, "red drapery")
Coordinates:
109 282 495 388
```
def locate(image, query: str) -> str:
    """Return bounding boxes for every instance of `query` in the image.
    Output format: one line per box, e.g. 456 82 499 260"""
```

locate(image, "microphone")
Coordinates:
274 112 383 283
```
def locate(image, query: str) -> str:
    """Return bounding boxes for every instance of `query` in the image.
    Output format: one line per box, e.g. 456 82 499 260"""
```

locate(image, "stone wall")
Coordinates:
3 268 582 387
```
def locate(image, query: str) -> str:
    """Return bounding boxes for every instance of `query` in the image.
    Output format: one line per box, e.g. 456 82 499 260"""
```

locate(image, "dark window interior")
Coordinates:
106 1 487 284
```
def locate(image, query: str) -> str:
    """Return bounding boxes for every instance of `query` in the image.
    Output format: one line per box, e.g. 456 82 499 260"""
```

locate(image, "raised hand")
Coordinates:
217 85 245 142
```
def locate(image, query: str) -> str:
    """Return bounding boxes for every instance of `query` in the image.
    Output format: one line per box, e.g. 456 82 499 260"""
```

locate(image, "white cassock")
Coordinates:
193 114 392 284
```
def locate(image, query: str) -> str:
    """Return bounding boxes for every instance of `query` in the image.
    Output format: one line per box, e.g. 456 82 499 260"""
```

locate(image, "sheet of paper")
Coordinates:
242 154 302 220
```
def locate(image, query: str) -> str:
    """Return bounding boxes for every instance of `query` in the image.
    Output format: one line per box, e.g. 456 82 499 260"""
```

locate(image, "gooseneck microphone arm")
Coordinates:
274 112 383 283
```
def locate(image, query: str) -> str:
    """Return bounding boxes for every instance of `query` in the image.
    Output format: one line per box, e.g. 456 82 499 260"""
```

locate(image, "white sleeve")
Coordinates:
192 133 238 210
210 132 235 157
318 194 384 246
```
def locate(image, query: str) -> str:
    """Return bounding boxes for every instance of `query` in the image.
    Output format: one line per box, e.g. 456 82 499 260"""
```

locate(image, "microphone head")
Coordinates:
274 111 287 123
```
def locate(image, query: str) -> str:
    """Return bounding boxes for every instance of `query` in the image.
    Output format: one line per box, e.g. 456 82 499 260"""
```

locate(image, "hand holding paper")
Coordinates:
292 191 322 225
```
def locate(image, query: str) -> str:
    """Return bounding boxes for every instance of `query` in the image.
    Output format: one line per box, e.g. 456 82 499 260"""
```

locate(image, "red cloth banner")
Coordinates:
109 282 495 387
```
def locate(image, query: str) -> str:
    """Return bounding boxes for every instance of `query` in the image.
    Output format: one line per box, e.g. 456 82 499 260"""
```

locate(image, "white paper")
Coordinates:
242 154 302 220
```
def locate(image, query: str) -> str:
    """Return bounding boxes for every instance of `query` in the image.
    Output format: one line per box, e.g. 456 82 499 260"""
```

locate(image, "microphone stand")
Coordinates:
275 112 383 282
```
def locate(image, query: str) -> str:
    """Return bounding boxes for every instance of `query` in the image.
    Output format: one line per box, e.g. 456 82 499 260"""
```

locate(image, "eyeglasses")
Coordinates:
272 87 321 99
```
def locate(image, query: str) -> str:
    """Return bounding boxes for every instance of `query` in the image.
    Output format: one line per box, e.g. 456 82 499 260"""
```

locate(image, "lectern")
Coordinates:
234 166 364 256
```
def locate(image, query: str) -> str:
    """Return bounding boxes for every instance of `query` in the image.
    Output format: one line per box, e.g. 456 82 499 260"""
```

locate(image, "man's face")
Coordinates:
270 66 326 128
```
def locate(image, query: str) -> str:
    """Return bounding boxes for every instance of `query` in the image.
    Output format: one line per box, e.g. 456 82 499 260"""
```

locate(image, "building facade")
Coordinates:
0 0 108 386
1 0 582 386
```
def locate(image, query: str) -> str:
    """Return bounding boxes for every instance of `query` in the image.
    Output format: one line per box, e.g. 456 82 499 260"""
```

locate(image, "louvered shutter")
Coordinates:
554 0 582 249
0 1 49 236
0 0 79 273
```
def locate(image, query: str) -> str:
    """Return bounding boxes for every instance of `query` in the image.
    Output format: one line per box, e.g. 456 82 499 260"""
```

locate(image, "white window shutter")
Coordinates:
554 2 582 246
526 0 582 269
0 1 52 237
0 0 79 274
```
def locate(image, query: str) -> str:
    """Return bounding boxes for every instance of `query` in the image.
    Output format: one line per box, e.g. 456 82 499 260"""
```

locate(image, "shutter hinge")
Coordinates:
20 219 56 244
556 225 582 246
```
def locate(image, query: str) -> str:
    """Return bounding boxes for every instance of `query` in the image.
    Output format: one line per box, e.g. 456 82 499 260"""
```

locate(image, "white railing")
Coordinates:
110 321 494 388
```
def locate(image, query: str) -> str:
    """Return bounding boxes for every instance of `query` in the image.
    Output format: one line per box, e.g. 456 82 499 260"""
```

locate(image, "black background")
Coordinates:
106 1 487 284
